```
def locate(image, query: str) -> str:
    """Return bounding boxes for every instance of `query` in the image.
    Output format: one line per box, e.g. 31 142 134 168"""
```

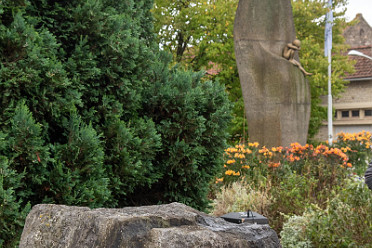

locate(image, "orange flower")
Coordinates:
226 159 236 164
259 146 269 154
268 162 280 168
234 153 246 159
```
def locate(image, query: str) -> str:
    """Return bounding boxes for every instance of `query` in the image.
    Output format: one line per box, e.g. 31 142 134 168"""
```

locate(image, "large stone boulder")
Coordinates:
19 202 281 248
234 0 311 147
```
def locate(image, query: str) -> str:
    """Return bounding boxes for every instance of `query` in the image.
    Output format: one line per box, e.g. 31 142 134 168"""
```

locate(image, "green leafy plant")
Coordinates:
281 178 372 247
280 214 313 248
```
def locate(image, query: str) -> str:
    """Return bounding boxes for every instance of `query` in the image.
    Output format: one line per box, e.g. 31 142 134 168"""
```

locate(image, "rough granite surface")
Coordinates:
19 202 281 248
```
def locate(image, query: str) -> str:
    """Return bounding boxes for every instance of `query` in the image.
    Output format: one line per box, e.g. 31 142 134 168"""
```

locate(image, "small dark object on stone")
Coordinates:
221 210 269 224
365 161 372 190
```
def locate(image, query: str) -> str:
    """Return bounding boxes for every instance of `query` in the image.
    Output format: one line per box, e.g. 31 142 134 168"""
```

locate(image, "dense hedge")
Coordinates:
0 0 231 246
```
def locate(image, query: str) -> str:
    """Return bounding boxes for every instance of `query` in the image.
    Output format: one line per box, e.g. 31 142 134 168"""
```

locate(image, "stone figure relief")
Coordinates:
283 39 312 76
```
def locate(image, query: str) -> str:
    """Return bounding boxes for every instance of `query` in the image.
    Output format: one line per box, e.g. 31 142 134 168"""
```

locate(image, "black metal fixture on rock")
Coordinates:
221 210 269 224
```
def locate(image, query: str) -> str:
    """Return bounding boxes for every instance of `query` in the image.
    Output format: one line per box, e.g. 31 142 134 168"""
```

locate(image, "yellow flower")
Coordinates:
248 142 259 148
233 171 240 176
215 178 223 183
226 159 236 164
341 147 350 153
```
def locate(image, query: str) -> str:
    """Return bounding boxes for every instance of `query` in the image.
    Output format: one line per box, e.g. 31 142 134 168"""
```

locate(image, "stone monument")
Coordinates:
234 0 311 147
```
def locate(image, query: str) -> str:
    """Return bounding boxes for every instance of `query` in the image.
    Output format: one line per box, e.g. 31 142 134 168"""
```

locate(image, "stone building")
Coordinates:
316 14 372 140
343 14 372 47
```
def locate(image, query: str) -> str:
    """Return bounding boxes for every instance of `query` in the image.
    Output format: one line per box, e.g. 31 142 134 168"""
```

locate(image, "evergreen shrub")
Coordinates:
0 0 231 245
142 58 232 210
0 135 30 247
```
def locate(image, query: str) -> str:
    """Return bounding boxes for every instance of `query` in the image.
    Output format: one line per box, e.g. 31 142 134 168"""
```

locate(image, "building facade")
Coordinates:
316 14 372 141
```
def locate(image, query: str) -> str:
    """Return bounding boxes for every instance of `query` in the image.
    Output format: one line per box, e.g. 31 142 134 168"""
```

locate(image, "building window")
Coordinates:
352 110 360 117
337 109 372 119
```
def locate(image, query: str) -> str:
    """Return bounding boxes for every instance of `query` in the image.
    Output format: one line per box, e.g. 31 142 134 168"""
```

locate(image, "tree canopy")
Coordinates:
152 0 244 140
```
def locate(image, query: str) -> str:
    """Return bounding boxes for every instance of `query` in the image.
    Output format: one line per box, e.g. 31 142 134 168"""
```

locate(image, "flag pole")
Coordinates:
325 0 333 145
328 49 333 145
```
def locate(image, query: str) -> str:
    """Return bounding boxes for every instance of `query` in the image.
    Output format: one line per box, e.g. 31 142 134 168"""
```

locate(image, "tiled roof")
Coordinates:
205 61 220 76
345 46 372 79
206 67 220 76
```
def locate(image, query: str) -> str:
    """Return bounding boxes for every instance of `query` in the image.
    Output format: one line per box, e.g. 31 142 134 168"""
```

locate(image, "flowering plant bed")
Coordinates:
211 132 372 246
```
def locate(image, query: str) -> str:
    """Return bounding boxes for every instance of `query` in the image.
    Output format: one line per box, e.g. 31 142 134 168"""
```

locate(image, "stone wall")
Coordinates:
334 79 372 105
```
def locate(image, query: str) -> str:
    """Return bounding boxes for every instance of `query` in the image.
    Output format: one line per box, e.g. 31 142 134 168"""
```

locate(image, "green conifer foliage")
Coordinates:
50 112 110 208
0 0 231 244
0 134 31 247
6 102 50 204
139 54 232 210
104 117 161 206
0 2 77 144
26 0 166 206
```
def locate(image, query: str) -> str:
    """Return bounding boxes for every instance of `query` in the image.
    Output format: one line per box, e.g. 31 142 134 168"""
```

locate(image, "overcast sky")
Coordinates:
345 0 372 26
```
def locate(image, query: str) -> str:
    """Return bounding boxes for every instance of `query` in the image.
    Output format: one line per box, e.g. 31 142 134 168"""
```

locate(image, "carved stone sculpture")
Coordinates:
283 39 312 76
234 0 311 147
